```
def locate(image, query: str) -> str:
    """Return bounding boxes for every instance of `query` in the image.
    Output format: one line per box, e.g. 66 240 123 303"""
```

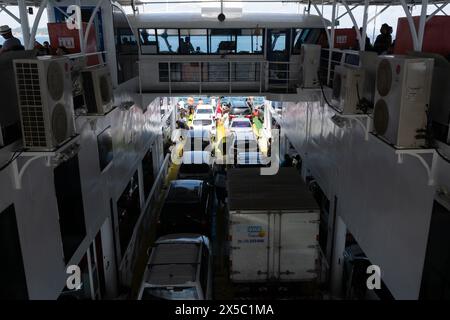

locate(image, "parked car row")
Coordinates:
138 97 275 301
138 177 214 300
139 117 216 299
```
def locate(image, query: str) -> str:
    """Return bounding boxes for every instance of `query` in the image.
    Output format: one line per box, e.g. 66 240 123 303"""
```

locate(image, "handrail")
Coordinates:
138 59 303 94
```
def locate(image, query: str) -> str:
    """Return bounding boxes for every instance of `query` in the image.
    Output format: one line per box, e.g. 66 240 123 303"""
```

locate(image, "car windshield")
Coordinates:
196 109 212 114
230 107 251 115
232 121 251 128
193 119 213 126
167 184 202 202
142 287 199 300
180 163 210 174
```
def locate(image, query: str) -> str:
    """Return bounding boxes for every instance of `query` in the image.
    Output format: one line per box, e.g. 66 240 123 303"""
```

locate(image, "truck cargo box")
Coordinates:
227 168 320 283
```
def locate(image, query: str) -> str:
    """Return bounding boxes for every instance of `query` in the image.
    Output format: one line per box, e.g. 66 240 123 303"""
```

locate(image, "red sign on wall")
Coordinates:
47 22 100 65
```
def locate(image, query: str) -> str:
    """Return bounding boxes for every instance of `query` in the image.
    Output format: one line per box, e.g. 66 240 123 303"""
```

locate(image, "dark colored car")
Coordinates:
157 180 212 236
178 151 213 182
227 100 252 119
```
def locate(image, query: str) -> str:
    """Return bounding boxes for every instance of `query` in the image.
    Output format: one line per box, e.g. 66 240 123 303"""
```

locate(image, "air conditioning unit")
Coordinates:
373 56 434 148
299 44 321 88
359 51 378 105
332 65 365 114
14 56 75 151
81 65 113 114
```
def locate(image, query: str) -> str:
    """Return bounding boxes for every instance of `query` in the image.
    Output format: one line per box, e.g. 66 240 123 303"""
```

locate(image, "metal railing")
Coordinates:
266 61 302 93
320 48 363 86
119 153 171 287
139 59 303 94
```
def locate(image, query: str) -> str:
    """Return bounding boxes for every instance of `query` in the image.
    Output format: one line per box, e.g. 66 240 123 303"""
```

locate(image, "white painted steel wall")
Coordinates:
279 89 450 299
0 94 164 299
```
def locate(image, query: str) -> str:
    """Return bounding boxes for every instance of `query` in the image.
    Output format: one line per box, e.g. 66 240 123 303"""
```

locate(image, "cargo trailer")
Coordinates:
227 168 320 284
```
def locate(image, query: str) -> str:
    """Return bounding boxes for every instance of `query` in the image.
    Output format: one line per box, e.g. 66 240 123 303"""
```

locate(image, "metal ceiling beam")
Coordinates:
367 4 390 24
336 4 357 21
0 4 21 23
427 1 449 21
341 0 362 47
84 0 106 50
28 0 47 49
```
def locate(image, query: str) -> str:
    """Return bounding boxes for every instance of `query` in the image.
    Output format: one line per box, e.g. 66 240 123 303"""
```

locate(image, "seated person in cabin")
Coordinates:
178 37 195 54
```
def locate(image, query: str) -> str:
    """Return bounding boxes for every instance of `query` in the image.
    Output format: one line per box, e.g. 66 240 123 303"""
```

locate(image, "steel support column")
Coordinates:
17 0 30 49
417 0 429 51
341 0 362 49
328 1 337 85
28 0 48 50
360 0 370 51
84 0 106 50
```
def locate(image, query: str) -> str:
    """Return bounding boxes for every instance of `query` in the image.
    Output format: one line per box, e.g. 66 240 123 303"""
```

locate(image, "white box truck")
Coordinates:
227 168 320 284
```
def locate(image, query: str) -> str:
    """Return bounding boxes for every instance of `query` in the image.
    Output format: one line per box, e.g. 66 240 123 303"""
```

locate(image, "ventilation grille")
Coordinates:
16 62 46 147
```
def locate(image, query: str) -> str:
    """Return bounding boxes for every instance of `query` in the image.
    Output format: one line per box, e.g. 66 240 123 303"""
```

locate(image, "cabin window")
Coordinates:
118 29 137 46
271 31 287 52
236 29 264 54
209 29 236 54
139 28 157 54
179 29 208 54
292 28 323 54
139 28 265 55
157 29 179 54
292 28 307 54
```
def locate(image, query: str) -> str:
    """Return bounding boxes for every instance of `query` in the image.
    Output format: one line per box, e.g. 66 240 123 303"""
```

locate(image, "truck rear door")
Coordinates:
229 212 270 282
278 212 319 281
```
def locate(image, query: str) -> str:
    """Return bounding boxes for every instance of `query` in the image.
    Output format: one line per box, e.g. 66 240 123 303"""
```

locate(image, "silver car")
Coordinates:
138 234 213 300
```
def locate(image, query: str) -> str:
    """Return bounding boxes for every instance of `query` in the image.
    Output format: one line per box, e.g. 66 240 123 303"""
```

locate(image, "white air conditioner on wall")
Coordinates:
82 65 114 114
299 44 321 88
373 56 434 148
332 65 365 114
14 56 75 151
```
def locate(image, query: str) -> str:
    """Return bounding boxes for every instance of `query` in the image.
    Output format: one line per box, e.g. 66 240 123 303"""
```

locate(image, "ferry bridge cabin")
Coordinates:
115 11 329 94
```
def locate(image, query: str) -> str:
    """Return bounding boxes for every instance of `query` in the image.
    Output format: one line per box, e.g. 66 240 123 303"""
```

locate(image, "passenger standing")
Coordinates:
0 25 24 54
373 23 392 55
185 36 195 53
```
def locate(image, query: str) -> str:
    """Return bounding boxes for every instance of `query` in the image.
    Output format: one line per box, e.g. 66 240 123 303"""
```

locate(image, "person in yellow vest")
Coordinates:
187 107 195 128
215 115 227 158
